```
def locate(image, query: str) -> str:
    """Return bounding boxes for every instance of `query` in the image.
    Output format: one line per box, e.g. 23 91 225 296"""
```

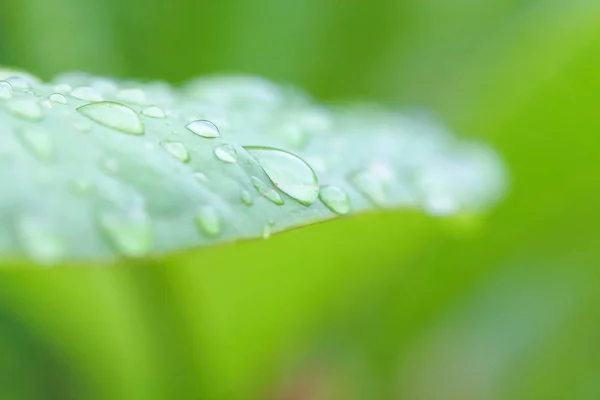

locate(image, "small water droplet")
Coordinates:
70 86 103 102
77 101 144 135
5 76 30 91
73 121 92 133
98 210 153 257
117 88 147 104
17 216 64 264
0 81 12 100
245 146 319 206
16 127 53 161
194 206 221 237
141 105 165 119
319 185 351 215
251 176 284 205
268 218 275 226
161 141 190 162
214 144 237 163
241 190 253 206
49 93 68 104
347 170 389 207
5 99 43 121
262 224 272 239
194 172 209 183
101 158 120 174
186 120 220 138
38 99 52 109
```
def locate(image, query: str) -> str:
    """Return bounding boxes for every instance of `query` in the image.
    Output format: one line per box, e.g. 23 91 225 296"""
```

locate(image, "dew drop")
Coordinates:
77 101 144 135
245 146 319 206
251 176 284 205
73 121 92 133
194 206 221 237
186 120 220 138
98 210 153 257
0 81 12 100
347 169 389 207
194 172 209 183
38 99 52 109
16 127 53 160
49 93 68 104
214 144 237 163
101 158 119 174
141 105 165 119
70 86 103 102
117 88 147 104
319 185 351 215
161 141 190 163
262 224 272 239
241 190 253 206
5 99 43 121
17 216 64 264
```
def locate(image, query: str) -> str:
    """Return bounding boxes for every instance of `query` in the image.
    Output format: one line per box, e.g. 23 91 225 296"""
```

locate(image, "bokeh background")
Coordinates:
1 0 599 399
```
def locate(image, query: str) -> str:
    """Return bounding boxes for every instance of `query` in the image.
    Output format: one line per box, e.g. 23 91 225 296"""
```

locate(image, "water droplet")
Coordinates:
245 146 319 206
186 120 220 138
117 88 147 104
38 99 53 109
214 144 237 163
5 76 30 91
16 127 53 160
49 93 68 104
194 206 221 237
262 224 272 239
17 216 64 264
5 99 43 120
319 185 351 215
251 176 284 205
347 169 389 207
73 121 92 133
161 141 190 162
70 86 103 102
77 101 144 135
268 218 275 226
0 81 12 100
141 105 165 119
241 190 253 206
98 210 153 257
194 172 209 183
101 158 120 174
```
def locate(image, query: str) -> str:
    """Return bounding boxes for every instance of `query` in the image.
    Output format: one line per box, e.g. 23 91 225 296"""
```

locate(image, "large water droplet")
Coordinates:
117 88 147 104
141 106 165 119
77 101 144 135
5 99 43 121
245 146 319 206
319 185 351 215
17 216 64 264
70 86 103 102
161 141 190 162
186 120 220 138
251 176 284 205
347 169 389 207
214 144 237 163
16 127 53 160
98 210 153 257
0 81 12 100
194 206 221 237
241 190 253 206
49 93 68 104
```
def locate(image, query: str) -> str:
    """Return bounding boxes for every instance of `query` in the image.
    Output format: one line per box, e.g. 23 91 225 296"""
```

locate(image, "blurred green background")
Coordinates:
1 0 599 399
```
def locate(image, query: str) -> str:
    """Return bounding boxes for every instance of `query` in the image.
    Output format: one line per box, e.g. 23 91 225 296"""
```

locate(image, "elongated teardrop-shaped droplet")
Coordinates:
77 101 144 135
186 120 220 138
70 86 103 102
241 190 253 206
214 144 237 163
49 93 68 104
5 99 43 121
195 206 221 237
141 106 165 118
319 185 351 215
251 176 284 205
16 127 53 161
17 216 64 264
160 141 190 163
245 146 319 206
98 211 153 257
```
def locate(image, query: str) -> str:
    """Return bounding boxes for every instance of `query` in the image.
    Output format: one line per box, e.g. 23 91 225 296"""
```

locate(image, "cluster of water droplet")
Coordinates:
0 68 506 264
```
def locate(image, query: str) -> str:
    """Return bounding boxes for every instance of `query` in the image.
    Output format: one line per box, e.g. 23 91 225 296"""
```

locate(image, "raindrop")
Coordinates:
262 224 272 239
49 93 68 104
245 146 319 206
101 158 120 174
161 141 190 163
98 210 153 257
186 120 220 138
214 144 237 163
194 206 221 237
251 176 284 205
141 105 165 119
17 216 64 264
0 81 12 100
319 185 351 215
70 86 103 102
194 172 209 183
16 127 53 160
241 190 253 206
73 121 92 133
347 169 389 207
117 88 147 104
5 99 43 121
38 99 53 109
77 101 144 135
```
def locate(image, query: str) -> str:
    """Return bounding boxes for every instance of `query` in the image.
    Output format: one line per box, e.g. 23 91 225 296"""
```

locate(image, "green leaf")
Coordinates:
0 70 505 264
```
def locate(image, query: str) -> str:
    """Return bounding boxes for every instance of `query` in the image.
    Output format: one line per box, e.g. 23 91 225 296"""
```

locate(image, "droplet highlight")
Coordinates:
214 144 237 163
49 93 68 104
186 120 220 138
141 106 165 119
251 176 284 205
77 101 144 135
161 141 190 163
319 185 351 215
194 206 222 237
98 211 153 257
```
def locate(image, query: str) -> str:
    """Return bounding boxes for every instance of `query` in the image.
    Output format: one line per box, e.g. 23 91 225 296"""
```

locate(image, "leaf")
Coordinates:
0 70 505 265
